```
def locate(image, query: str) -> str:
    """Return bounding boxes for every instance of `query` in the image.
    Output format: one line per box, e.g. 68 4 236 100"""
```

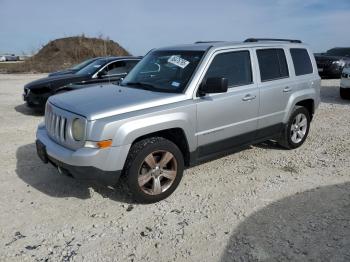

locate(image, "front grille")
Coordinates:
44 103 86 150
45 109 67 143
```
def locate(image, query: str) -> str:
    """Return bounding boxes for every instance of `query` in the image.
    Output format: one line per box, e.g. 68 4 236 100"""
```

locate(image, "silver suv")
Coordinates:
36 38 321 203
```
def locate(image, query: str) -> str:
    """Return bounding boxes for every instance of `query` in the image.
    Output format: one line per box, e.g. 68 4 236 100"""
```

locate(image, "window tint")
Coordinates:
257 49 289 81
290 48 313 76
205 51 252 87
105 61 128 75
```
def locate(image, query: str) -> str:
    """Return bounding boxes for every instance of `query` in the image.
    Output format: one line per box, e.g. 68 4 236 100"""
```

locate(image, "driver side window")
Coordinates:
104 61 128 76
205 51 253 88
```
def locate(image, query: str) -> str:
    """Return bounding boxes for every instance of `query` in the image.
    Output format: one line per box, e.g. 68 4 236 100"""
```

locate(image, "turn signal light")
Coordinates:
97 140 113 149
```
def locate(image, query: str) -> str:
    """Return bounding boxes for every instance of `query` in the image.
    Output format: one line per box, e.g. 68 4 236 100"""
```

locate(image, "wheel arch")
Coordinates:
284 90 316 123
130 128 191 167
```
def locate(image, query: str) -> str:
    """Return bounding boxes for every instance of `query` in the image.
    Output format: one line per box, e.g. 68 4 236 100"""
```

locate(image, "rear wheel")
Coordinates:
124 137 184 203
278 106 311 149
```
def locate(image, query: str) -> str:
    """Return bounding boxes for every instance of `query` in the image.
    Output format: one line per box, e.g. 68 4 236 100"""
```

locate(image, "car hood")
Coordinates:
49 84 187 120
48 69 77 77
343 67 350 74
24 74 87 90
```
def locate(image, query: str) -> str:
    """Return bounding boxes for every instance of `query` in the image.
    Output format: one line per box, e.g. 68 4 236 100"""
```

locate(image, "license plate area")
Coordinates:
36 140 48 163
318 68 324 72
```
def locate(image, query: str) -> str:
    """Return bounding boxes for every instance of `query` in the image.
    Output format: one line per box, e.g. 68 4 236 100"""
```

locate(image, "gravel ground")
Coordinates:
0 74 349 262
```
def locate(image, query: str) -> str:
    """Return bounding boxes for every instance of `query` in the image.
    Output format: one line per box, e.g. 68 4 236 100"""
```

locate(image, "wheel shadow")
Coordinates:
15 143 133 203
14 103 44 116
254 140 285 151
320 83 349 105
221 182 350 261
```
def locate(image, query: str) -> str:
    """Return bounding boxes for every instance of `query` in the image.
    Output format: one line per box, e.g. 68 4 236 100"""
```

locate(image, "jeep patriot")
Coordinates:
36 38 321 203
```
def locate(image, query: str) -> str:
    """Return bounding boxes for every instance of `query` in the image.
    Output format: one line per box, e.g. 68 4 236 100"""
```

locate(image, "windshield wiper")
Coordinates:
123 81 156 91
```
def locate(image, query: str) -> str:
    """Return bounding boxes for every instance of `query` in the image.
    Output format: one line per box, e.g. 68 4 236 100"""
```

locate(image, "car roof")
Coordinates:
96 56 143 63
156 40 309 52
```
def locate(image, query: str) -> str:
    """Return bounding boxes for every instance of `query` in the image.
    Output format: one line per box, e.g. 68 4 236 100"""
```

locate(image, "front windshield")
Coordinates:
75 59 106 75
71 58 97 70
326 48 350 57
121 50 204 93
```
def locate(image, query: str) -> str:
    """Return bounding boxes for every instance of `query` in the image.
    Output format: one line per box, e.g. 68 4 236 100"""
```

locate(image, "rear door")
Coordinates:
195 49 259 158
255 47 294 136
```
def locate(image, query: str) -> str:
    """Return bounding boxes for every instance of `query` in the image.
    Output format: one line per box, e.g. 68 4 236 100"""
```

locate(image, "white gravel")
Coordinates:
0 74 349 261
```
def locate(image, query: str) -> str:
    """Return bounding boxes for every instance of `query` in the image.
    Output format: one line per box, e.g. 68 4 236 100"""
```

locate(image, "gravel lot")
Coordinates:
0 74 349 261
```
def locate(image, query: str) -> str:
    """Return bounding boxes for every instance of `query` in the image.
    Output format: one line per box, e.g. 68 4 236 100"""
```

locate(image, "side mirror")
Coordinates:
199 77 228 96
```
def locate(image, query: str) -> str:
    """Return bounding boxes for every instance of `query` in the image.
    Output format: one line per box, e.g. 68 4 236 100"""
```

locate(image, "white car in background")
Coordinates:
340 66 350 99
0 54 19 62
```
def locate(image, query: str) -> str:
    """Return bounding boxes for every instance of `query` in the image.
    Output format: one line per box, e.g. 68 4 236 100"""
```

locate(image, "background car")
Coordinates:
340 66 350 99
315 48 350 78
0 54 20 62
23 56 142 109
48 57 102 77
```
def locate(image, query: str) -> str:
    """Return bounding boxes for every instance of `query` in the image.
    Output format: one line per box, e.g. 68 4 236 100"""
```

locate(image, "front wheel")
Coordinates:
124 137 184 203
340 88 350 100
278 106 311 149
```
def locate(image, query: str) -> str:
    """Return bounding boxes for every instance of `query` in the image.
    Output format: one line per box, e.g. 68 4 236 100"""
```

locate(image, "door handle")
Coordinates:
242 94 256 101
283 86 293 93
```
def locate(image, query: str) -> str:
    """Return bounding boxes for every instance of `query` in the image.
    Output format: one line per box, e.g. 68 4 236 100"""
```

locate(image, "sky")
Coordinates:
1 0 350 55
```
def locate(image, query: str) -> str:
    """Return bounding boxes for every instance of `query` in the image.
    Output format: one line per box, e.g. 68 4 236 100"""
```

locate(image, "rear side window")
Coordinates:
257 49 289 81
205 51 252 87
290 48 313 76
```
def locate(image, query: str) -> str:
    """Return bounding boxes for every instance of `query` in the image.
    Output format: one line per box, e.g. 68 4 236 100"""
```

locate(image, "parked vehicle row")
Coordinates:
340 66 350 99
23 56 142 109
315 47 350 78
0 54 20 62
34 38 321 203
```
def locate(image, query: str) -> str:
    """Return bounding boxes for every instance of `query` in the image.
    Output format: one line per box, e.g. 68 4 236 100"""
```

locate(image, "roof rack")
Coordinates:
244 38 302 44
194 41 225 44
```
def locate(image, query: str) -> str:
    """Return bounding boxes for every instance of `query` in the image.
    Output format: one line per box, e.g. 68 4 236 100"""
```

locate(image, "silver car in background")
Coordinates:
0 54 19 62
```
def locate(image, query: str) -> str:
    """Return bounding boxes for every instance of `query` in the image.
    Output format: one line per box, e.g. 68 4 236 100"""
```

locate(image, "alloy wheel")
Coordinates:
290 113 308 144
137 150 178 195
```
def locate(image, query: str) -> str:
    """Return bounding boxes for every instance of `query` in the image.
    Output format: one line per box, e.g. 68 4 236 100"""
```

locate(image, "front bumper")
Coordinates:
36 124 131 184
23 89 50 108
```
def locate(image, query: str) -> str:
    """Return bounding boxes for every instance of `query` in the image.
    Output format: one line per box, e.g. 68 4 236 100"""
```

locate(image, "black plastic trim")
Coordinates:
244 38 302 44
188 123 283 166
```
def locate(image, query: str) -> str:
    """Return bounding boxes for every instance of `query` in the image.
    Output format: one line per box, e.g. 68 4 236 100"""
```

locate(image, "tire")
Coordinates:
278 106 311 149
340 88 350 100
124 137 184 203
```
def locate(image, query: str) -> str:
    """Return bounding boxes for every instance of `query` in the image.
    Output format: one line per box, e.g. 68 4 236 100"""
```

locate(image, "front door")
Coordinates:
196 49 259 158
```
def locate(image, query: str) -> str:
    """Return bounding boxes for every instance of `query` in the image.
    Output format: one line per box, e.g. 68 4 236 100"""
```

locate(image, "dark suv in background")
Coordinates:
315 48 350 78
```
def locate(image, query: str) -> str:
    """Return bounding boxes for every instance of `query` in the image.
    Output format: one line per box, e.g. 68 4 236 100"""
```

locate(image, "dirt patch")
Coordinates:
0 75 349 261
0 36 130 73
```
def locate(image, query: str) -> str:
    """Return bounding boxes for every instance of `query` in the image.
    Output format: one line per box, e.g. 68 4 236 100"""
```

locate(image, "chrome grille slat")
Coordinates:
50 112 55 135
55 115 59 138
60 117 65 142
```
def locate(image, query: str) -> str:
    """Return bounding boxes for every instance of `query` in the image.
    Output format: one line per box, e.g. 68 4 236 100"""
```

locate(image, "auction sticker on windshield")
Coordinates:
168 56 190 69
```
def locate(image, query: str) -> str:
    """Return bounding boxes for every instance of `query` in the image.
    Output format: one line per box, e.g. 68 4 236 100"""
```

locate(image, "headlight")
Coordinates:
333 60 346 67
72 118 85 141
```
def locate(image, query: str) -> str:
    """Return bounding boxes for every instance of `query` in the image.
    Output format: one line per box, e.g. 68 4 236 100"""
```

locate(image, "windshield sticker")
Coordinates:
168 55 190 69
171 81 180 87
